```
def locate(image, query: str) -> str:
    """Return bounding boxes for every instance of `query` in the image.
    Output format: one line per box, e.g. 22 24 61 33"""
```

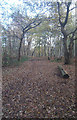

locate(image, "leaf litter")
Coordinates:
2 58 76 118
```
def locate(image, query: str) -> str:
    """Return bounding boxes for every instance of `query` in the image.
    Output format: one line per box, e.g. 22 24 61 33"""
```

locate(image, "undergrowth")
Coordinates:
51 58 62 63
2 56 30 67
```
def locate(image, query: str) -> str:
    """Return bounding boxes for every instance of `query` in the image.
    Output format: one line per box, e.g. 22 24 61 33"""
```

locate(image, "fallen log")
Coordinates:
58 65 69 79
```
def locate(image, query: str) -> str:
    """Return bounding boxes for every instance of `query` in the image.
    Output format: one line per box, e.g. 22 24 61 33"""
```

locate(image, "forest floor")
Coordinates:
2 57 76 118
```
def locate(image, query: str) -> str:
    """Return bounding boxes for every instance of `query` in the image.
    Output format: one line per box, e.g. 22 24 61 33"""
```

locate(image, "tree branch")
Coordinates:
69 7 77 11
63 2 71 27
23 15 39 31
73 38 77 41
69 28 77 43
57 2 71 27
9 35 20 39
18 20 42 61
57 2 63 26
24 21 42 33
23 19 36 31
67 28 77 36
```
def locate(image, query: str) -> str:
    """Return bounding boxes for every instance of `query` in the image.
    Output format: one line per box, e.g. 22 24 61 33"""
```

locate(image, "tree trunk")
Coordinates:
27 40 31 56
8 37 12 57
48 46 49 57
18 38 23 61
63 37 70 64
64 49 69 64
61 27 70 64
32 50 35 56
18 32 25 61
39 45 40 57
57 2 72 64
68 40 74 64
44 44 46 56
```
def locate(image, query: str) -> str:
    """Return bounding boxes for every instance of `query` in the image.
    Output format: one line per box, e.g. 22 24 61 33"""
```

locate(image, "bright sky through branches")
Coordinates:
0 0 76 27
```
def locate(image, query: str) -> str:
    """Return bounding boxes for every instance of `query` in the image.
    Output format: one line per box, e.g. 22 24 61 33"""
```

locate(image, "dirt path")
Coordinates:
2 58 76 118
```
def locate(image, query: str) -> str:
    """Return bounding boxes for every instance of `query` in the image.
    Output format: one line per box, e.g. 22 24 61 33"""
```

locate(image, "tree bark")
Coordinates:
57 2 72 64
44 44 46 56
62 37 69 64
18 33 24 61
39 45 40 57
68 39 74 64
27 40 31 56
58 65 69 78
61 26 70 64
